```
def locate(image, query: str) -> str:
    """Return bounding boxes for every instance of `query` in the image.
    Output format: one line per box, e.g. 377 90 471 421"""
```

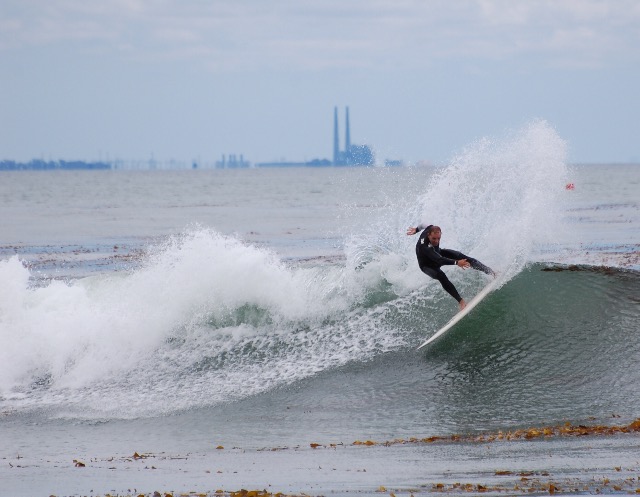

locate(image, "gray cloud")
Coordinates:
2 0 638 70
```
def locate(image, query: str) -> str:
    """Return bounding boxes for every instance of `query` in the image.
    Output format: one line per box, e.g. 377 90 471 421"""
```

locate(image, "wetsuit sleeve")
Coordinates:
416 222 428 231
422 246 458 266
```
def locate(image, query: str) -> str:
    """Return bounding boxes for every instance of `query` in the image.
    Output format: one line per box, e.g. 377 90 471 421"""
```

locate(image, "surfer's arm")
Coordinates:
439 248 470 269
406 222 428 235
423 246 458 266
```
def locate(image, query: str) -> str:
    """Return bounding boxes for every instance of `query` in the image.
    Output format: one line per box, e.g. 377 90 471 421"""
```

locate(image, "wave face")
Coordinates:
4 120 634 423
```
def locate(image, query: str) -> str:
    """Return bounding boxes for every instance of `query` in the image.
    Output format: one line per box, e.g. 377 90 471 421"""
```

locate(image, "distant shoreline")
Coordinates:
0 159 110 171
1 159 638 171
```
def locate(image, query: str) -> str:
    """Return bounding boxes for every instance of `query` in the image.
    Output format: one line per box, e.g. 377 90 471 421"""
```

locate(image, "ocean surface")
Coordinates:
1 121 639 496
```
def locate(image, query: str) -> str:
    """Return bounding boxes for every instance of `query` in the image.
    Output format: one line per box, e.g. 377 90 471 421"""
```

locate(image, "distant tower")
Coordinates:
345 106 351 153
333 107 340 165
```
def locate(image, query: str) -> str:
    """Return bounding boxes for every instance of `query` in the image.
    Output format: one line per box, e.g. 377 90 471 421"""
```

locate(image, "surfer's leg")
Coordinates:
421 266 463 303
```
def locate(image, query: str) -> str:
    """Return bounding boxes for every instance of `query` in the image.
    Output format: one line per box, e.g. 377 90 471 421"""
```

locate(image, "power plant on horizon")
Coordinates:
220 106 377 168
331 106 374 166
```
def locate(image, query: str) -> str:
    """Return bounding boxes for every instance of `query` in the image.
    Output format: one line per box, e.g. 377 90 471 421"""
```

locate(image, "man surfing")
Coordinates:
407 224 495 311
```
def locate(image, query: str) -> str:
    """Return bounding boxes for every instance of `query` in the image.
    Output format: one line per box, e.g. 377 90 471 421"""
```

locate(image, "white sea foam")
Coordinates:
0 228 403 416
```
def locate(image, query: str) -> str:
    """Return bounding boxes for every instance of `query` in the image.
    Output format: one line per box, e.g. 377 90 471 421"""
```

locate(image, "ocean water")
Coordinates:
1 120 639 496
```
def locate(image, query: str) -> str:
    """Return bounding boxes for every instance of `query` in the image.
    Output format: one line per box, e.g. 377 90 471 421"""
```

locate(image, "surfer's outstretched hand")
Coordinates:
406 227 418 235
456 259 471 269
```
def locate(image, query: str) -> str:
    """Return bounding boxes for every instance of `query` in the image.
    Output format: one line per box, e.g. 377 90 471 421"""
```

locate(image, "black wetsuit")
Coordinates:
415 226 494 302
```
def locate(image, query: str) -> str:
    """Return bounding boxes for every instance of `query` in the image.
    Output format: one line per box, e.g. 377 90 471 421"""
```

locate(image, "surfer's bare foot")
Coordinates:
459 299 467 311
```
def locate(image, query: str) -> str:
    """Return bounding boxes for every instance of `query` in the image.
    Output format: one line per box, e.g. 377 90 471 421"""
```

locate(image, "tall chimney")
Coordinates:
333 106 340 165
345 106 351 153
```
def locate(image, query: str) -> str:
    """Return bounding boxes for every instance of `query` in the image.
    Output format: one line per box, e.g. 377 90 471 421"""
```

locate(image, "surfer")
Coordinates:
407 224 495 311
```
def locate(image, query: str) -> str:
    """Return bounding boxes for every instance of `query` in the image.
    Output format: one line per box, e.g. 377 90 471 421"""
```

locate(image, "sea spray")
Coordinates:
344 119 570 297
416 119 569 280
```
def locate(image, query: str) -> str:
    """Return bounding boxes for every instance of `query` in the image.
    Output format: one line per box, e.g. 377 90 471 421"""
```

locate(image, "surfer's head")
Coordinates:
426 225 441 246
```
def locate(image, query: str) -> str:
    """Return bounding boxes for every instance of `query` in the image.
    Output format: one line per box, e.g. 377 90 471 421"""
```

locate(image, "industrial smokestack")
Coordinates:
333 107 340 165
345 106 351 153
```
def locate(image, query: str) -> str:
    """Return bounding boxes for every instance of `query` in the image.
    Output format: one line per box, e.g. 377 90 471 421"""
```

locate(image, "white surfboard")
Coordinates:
417 277 500 350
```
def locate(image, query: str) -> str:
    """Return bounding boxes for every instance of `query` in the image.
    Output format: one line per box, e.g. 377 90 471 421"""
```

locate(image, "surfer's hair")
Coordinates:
425 225 441 235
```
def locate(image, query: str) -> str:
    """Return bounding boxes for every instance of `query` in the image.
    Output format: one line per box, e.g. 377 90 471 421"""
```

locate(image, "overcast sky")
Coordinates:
1 0 639 165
